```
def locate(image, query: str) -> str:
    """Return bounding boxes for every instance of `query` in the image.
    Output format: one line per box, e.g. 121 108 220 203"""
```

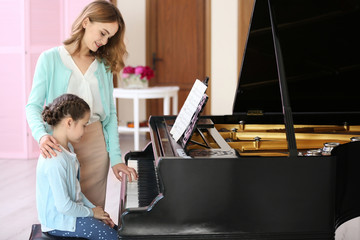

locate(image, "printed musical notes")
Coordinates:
170 79 208 142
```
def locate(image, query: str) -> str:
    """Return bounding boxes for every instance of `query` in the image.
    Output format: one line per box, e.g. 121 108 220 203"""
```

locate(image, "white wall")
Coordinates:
116 0 239 124
116 0 147 126
211 0 238 115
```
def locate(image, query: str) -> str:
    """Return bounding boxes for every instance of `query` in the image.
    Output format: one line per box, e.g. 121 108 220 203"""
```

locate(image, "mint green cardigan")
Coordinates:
26 47 122 166
37 144 95 232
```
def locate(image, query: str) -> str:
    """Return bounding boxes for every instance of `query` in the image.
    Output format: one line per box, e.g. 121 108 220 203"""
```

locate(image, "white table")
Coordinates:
113 86 179 150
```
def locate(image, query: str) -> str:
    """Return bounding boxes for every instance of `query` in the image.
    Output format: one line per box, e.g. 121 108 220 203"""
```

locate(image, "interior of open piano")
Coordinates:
185 122 360 157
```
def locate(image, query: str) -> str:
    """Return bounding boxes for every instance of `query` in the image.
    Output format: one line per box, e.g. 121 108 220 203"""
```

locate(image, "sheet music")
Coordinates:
170 79 207 142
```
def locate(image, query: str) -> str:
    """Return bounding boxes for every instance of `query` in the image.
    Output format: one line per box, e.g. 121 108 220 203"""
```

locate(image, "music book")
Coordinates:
170 78 208 143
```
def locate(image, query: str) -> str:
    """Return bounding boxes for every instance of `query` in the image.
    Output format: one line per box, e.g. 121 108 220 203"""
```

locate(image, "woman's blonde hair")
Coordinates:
63 0 127 73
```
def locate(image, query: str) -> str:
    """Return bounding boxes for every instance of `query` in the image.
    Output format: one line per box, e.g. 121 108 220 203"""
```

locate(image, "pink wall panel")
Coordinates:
26 53 42 159
0 0 22 47
27 124 40 159
29 53 41 94
29 0 61 46
0 54 26 158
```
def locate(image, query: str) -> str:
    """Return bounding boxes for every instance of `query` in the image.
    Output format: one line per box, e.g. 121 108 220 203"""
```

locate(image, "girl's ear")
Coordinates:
65 117 73 128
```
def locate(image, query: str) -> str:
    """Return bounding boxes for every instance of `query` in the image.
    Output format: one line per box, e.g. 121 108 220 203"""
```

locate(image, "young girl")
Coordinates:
36 94 117 239
26 0 137 209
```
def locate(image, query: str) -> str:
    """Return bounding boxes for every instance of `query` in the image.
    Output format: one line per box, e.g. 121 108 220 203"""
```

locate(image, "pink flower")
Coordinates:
123 65 155 81
135 66 145 75
139 66 155 80
123 66 135 74
122 66 135 79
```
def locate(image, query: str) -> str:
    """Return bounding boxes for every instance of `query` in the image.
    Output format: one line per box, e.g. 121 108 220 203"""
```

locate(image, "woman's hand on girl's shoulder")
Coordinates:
39 135 62 158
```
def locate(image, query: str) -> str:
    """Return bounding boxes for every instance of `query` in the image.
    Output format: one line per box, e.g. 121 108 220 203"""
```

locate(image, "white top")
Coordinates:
58 46 105 124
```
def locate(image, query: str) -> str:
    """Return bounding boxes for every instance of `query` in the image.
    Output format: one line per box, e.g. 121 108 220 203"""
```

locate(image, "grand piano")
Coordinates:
117 0 360 239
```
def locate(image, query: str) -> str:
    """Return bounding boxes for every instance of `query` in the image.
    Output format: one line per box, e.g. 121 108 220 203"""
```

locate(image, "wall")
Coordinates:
211 0 238 115
116 0 147 127
0 0 26 159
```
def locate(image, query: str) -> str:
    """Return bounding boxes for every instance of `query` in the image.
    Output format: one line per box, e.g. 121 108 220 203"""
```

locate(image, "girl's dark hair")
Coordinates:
42 94 90 126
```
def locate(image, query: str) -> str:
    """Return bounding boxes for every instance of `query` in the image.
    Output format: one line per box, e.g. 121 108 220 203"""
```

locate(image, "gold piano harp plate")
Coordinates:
215 123 360 156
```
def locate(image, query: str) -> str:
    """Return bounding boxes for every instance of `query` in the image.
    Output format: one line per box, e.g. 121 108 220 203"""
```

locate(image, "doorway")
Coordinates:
146 0 211 117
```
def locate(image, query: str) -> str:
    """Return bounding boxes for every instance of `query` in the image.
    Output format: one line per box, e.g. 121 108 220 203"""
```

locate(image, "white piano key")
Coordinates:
125 160 139 208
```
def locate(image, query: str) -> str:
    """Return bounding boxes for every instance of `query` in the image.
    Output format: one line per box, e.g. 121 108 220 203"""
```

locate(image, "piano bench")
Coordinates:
29 224 87 240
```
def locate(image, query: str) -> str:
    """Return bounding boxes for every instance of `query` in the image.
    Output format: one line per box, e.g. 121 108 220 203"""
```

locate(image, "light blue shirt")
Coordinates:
25 47 122 166
36 143 95 232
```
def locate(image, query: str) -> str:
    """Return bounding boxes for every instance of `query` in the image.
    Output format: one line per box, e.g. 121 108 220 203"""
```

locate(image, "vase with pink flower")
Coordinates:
122 65 155 88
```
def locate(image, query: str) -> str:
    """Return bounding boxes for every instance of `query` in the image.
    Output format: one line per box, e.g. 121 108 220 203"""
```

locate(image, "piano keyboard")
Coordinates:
125 159 160 208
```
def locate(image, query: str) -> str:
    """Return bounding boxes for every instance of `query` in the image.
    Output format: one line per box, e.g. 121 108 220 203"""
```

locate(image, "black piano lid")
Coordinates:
233 0 360 125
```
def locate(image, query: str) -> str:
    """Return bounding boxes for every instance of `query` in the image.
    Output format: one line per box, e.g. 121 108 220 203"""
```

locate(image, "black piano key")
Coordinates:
137 159 160 207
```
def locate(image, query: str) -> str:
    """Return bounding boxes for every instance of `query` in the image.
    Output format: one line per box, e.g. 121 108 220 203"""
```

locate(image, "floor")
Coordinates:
1 133 360 240
0 133 149 240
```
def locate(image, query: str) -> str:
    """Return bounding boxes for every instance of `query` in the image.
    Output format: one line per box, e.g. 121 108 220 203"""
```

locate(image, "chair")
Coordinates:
29 224 86 240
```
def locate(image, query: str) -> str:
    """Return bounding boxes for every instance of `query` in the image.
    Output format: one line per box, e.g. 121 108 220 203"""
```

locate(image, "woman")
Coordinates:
26 0 138 208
